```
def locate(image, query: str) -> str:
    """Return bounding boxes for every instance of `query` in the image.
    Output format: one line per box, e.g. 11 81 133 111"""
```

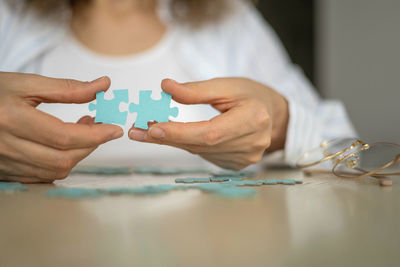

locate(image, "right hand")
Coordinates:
0 72 123 183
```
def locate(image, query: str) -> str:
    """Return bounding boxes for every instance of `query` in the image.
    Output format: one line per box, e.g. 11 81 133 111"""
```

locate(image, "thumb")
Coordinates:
161 78 235 105
11 73 111 105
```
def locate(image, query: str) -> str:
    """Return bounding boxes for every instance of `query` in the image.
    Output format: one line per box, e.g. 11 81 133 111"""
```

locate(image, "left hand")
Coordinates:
129 78 289 170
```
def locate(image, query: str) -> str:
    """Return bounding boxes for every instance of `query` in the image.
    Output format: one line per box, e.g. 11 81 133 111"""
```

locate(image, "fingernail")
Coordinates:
168 79 180 84
91 76 107 83
129 130 147 141
149 127 165 139
111 130 124 140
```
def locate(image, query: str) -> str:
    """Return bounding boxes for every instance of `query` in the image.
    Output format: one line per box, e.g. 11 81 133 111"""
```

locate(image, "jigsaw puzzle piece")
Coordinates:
129 91 179 130
89 89 129 126
175 177 211 184
46 188 102 199
0 182 28 193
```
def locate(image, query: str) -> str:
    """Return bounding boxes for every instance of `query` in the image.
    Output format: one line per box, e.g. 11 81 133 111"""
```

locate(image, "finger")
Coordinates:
0 175 46 183
3 72 111 105
134 107 253 146
0 158 57 182
9 105 123 149
161 78 243 106
4 133 97 173
77 116 95 125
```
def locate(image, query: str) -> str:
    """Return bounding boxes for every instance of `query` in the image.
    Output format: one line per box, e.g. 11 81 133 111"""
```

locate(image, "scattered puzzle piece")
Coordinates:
89 89 129 125
210 177 231 182
46 188 102 199
44 178 304 199
212 170 255 178
0 182 28 193
259 179 279 185
134 166 208 175
281 179 296 185
221 180 261 186
190 183 225 192
175 178 211 184
71 166 133 175
100 185 186 195
190 184 257 198
129 91 179 130
215 187 257 198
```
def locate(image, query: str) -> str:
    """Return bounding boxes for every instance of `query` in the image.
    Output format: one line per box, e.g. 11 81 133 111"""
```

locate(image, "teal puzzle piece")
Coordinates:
129 91 179 130
89 89 129 126
46 188 102 199
100 185 186 195
259 179 279 185
175 178 210 184
216 187 257 198
71 166 133 175
190 184 257 198
134 166 209 175
212 170 255 178
0 182 28 193
221 180 261 186
210 177 231 182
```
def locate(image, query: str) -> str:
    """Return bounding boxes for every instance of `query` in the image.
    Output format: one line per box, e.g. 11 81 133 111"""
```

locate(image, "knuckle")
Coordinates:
62 78 78 91
202 129 221 146
244 153 263 166
54 155 75 172
54 171 70 180
54 131 72 149
252 138 271 151
37 170 57 181
253 108 270 129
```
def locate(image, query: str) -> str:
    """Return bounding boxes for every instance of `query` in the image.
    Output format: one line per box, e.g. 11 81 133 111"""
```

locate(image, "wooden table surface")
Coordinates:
0 167 398 267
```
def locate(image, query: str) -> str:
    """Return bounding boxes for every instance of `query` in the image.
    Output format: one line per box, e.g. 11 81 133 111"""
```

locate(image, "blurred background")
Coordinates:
257 0 399 143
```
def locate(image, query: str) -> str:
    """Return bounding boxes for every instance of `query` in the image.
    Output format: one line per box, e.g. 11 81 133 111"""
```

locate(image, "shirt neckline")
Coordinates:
65 27 177 67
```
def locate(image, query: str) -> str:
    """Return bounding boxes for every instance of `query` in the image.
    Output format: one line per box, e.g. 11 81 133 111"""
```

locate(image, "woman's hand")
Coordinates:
129 78 289 170
0 72 123 183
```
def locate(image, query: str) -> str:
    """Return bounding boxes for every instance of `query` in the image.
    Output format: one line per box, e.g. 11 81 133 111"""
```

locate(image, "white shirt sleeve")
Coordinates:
0 0 68 71
225 0 357 165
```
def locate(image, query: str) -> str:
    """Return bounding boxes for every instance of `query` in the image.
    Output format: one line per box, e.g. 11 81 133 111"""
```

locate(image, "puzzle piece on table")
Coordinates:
190 184 257 198
210 176 249 182
134 166 208 175
89 89 129 126
212 170 255 178
100 185 186 195
71 166 134 175
0 182 28 193
45 184 257 199
210 177 232 182
46 188 102 199
221 180 261 186
129 91 179 130
259 179 279 185
175 177 211 184
281 179 296 185
258 179 303 185
216 187 257 198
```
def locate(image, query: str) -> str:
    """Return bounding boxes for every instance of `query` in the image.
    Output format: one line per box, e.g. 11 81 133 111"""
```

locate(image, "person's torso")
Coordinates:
23 29 218 166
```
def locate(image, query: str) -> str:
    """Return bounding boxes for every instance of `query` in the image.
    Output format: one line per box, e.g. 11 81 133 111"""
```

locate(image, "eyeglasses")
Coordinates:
296 138 400 186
